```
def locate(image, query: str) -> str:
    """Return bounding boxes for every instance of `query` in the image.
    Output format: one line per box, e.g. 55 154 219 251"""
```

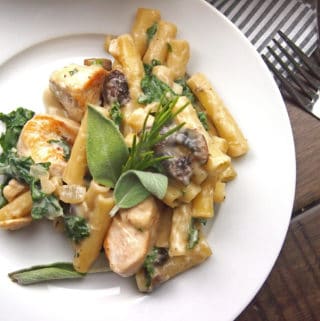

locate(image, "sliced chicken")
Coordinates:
49 64 106 122
17 114 79 176
104 197 160 277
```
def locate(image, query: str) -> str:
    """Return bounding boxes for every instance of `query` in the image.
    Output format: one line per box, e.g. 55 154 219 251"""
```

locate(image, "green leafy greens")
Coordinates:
109 101 123 128
138 61 175 105
197 111 209 131
0 107 34 156
64 216 90 242
187 218 201 249
146 22 158 44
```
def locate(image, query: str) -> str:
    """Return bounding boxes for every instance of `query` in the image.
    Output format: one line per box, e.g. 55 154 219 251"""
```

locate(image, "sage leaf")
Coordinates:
8 263 84 285
9 259 111 285
87 105 128 187
114 170 168 209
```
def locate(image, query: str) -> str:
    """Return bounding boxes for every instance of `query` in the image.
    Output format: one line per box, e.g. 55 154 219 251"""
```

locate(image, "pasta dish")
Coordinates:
0 7 248 292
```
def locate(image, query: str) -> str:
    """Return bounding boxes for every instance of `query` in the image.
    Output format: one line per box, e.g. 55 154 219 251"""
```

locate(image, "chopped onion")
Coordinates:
40 176 56 194
30 164 49 180
58 185 86 204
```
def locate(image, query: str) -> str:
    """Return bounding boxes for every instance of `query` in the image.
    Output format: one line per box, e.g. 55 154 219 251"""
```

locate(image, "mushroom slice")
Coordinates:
154 126 209 185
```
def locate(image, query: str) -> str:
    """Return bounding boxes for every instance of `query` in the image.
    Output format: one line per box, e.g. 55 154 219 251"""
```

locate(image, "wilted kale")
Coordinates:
146 22 158 45
174 78 195 104
0 107 34 156
110 101 123 128
64 216 90 242
143 247 169 288
187 218 200 249
138 61 175 105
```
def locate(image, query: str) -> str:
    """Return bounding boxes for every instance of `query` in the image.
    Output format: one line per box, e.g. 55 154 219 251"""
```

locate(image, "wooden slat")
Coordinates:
236 203 320 321
285 101 320 214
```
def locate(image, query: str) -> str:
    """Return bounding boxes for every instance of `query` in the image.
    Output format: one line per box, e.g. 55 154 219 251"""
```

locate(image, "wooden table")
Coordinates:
236 101 320 320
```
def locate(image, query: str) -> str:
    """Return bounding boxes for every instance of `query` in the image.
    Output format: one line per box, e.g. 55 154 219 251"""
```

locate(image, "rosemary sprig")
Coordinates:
122 96 187 172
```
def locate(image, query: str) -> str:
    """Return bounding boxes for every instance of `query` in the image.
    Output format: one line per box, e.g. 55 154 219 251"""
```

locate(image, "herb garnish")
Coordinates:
87 97 186 215
122 96 185 172
110 101 123 128
146 22 158 44
188 218 200 249
197 111 209 131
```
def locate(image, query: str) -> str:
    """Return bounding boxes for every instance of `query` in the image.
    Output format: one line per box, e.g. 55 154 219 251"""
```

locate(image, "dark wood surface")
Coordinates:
236 101 320 321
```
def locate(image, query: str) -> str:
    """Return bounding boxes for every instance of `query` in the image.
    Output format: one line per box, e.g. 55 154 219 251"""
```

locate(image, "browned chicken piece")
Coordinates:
49 64 107 122
104 197 160 277
17 114 79 177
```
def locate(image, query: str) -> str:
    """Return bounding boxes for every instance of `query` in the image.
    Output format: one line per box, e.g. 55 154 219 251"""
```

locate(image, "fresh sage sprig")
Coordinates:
110 170 168 216
87 105 129 187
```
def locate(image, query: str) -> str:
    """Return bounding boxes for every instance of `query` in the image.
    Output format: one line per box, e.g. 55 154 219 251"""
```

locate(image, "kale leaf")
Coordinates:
143 247 168 288
174 78 196 104
110 101 123 128
187 218 200 249
0 107 34 155
138 70 175 105
64 215 90 242
146 23 158 45
32 194 63 220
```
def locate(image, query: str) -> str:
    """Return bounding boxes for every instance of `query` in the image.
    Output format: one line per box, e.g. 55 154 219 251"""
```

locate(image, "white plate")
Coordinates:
0 1 295 320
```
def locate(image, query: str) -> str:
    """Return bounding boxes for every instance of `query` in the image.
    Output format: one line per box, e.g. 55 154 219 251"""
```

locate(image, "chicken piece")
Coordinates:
104 197 160 277
49 64 106 122
17 114 79 176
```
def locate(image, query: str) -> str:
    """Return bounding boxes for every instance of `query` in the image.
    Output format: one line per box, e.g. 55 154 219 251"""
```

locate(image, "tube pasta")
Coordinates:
63 111 88 186
73 182 114 273
136 234 212 292
213 180 226 203
155 207 173 248
187 73 249 157
192 177 214 218
143 20 177 64
0 191 32 221
169 204 192 257
166 39 190 79
131 8 161 57
220 164 237 182
109 34 145 104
